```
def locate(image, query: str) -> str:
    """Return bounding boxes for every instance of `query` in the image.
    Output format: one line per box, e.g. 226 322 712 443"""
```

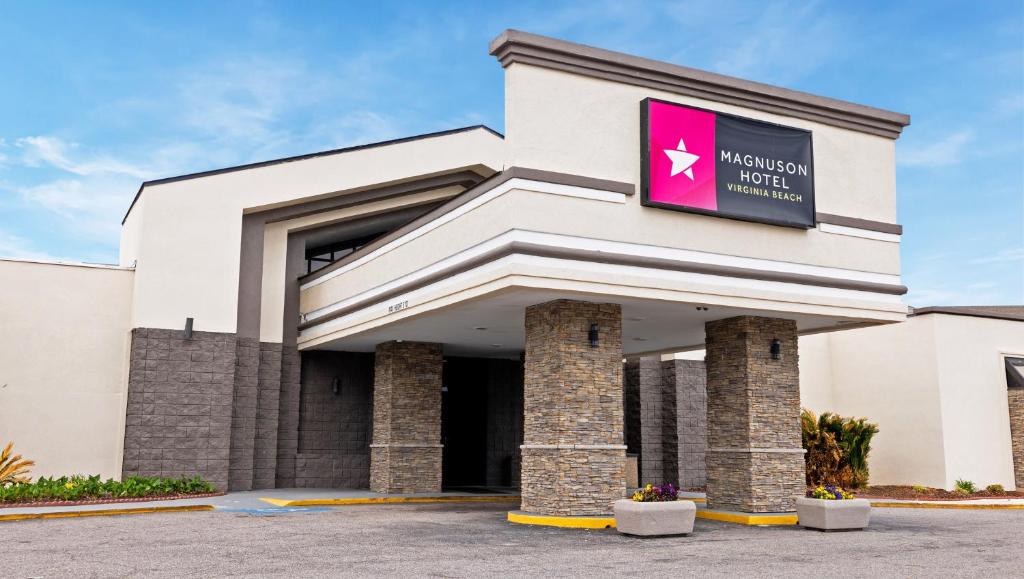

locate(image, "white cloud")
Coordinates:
16 136 155 179
0 229 57 261
972 246 1024 265
16 176 136 241
898 130 973 167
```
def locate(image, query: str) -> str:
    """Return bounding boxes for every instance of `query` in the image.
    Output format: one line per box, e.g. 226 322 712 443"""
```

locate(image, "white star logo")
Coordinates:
663 138 699 180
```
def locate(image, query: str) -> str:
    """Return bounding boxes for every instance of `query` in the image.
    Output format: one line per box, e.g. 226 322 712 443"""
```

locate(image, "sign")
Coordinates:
641 98 815 228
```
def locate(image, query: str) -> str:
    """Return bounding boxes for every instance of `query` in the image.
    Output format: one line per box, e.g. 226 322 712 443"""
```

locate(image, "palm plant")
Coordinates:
800 409 878 488
0 441 34 486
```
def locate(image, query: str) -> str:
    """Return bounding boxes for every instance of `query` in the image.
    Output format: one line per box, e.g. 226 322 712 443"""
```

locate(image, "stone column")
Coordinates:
704 316 804 512
369 341 443 493
521 299 626 516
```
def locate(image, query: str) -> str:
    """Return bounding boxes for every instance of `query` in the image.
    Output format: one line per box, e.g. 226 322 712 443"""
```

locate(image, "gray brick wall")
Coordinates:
674 359 707 489
122 328 235 491
228 337 259 491
253 342 282 489
638 356 669 485
295 351 374 488
275 346 301 488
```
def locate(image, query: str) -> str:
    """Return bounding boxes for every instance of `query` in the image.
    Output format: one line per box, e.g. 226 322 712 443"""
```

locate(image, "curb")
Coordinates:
695 509 798 526
260 495 521 507
870 501 1024 510
507 510 616 529
0 504 214 523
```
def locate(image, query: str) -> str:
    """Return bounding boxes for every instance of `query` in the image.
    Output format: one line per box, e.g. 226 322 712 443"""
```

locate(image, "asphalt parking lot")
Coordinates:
6 502 1024 577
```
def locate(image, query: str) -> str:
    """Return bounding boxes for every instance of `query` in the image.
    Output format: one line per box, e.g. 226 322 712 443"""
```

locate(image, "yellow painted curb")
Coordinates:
260 495 521 507
695 510 798 525
507 511 616 529
870 501 1024 510
0 504 214 523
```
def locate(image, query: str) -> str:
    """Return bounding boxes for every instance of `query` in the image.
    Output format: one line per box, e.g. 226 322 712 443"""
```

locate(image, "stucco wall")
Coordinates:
931 315 1021 489
800 314 1023 489
122 128 503 335
0 259 133 479
814 318 948 487
504 64 898 223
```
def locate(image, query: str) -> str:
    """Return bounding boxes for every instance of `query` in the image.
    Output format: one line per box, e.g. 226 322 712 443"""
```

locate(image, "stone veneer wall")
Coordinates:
521 299 626 516
296 351 374 488
674 359 708 490
369 341 443 493
638 357 676 485
705 316 804 513
1008 387 1024 489
122 329 236 491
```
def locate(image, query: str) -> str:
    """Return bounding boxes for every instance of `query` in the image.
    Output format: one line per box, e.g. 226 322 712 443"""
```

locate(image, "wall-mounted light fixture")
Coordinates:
331 377 341 396
588 323 600 347
184 317 194 340
770 338 781 360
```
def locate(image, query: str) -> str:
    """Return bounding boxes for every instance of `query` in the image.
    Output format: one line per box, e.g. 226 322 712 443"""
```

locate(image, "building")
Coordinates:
1 30 926 516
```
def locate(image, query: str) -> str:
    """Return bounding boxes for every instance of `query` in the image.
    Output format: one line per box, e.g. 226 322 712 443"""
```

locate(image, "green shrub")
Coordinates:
801 409 879 488
985 484 1005 495
911 485 928 493
954 479 977 494
0 475 216 503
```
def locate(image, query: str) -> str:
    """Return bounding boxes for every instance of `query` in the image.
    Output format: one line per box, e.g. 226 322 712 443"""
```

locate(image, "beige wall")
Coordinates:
800 314 1023 489
505 64 899 223
805 319 948 488
932 315 1021 489
0 259 134 480
122 128 503 335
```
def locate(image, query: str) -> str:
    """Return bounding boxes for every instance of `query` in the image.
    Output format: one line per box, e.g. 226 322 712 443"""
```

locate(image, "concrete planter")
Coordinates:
613 499 696 536
796 497 871 531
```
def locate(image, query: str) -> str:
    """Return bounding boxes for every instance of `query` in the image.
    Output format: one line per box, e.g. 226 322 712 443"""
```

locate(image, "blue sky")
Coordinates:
0 1 1021 305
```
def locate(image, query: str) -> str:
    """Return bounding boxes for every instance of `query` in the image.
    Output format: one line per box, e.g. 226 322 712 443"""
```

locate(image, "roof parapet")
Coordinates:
490 29 910 139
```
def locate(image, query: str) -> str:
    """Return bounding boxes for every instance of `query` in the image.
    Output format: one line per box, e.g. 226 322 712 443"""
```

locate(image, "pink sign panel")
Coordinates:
645 100 717 210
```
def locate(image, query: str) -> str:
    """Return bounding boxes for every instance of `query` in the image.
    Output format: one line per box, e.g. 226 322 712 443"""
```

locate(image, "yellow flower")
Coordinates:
64 482 75 489
645 484 653 491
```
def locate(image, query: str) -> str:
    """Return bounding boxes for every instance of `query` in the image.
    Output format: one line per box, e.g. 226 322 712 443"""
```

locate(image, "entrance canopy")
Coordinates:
297 168 906 356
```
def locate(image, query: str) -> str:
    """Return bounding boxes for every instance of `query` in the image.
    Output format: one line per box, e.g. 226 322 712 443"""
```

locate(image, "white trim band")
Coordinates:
818 222 901 243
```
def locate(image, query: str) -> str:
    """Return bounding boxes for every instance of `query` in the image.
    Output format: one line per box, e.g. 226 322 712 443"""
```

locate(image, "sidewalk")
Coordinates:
0 487 521 522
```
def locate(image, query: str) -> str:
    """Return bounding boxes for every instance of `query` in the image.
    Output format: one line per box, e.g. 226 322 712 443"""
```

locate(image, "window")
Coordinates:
1007 357 1024 390
304 233 384 275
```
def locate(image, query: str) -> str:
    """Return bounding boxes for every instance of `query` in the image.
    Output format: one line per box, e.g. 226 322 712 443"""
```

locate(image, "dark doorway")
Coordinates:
441 358 489 488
